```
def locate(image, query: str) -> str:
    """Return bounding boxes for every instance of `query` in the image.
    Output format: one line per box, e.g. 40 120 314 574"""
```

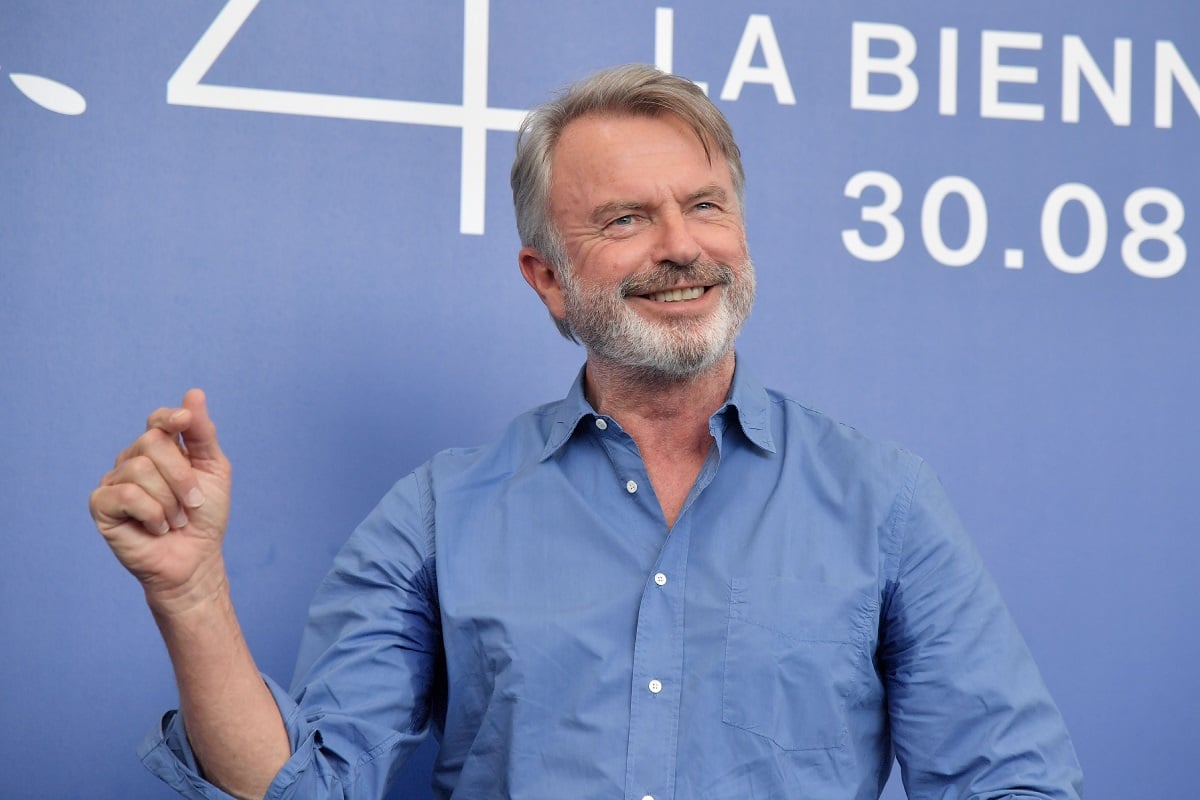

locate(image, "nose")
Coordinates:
653 207 703 267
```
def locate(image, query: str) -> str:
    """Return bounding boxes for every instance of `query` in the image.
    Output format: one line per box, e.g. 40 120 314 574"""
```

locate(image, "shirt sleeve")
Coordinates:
138 471 443 800
881 461 1084 800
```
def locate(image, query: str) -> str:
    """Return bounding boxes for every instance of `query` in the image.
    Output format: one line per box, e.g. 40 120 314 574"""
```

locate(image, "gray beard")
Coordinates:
559 258 756 380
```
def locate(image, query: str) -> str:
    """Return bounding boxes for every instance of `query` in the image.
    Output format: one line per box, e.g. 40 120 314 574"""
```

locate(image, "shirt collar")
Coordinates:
722 361 777 453
539 366 595 461
539 359 776 461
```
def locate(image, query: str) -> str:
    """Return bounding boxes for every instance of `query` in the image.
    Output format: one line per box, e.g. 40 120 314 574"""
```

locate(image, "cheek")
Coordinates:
573 245 640 286
698 224 748 261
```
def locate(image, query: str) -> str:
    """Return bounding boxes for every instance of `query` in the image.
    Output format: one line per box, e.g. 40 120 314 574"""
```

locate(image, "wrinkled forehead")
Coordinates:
548 113 732 204
553 109 719 169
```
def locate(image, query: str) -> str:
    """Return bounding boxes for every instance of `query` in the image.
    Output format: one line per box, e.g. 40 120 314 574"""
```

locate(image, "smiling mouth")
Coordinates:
642 285 708 302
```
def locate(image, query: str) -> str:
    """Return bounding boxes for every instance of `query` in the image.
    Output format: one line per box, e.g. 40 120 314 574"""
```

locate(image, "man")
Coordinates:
90 65 1082 800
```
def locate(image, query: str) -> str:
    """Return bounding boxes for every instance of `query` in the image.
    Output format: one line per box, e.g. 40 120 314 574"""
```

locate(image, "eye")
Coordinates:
610 214 635 227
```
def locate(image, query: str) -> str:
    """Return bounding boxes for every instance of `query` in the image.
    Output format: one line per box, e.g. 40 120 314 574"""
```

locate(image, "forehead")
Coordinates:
548 113 731 212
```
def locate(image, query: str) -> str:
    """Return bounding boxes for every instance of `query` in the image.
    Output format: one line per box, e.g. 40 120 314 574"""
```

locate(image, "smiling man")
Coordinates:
91 65 1082 800
518 107 756 530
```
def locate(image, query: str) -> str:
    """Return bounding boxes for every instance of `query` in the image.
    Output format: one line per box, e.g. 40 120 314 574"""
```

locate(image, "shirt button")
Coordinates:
654 572 667 586
594 418 608 431
642 796 655 800
626 480 638 494
648 679 663 694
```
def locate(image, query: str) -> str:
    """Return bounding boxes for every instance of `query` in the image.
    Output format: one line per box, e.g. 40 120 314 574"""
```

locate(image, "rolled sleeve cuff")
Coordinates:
138 674 326 800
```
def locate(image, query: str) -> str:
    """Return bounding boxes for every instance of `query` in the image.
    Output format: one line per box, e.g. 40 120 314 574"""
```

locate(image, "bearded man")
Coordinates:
90 64 1082 800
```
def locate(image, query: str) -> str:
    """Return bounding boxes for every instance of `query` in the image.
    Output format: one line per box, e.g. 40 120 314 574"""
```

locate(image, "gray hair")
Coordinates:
510 64 745 340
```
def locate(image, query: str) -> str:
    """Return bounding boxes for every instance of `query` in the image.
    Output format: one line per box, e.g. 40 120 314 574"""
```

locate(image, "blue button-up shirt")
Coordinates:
142 364 1082 799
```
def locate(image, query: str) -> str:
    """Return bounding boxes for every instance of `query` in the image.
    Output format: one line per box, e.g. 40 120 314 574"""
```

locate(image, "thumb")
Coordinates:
180 388 225 464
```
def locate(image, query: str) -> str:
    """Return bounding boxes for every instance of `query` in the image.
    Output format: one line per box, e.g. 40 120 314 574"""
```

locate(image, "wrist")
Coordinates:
144 555 232 620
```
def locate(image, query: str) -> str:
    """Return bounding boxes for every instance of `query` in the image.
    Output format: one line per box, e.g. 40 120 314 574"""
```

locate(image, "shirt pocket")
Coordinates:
721 576 874 751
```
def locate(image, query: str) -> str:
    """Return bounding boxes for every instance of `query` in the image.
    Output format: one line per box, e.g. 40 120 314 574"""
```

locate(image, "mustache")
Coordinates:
619 260 735 297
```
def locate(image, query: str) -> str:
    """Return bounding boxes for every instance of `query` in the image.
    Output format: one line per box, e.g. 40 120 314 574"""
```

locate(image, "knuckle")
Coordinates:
136 430 180 464
139 427 169 447
145 407 172 429
112 482 139 505
126 454 157 480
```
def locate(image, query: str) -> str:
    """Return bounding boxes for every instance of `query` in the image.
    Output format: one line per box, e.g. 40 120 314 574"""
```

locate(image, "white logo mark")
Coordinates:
168 0 527 235
4 68 86 115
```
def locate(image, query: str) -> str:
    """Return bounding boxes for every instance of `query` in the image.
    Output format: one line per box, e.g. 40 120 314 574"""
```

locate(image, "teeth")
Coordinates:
647 286 705 302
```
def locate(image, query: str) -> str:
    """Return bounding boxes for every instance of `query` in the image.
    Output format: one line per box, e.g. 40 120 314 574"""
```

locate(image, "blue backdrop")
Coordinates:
2 2 1196 798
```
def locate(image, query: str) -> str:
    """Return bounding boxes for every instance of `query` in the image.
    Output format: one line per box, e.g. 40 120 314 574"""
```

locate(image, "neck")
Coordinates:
583 350 736 447
583 349 736 529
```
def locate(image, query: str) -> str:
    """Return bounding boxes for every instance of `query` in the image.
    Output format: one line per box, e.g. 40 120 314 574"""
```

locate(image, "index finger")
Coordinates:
112 406 189 469
108 426 206 510
146 405 192 435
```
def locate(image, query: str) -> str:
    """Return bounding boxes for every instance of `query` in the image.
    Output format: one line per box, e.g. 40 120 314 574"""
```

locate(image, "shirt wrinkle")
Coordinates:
885 455 924 588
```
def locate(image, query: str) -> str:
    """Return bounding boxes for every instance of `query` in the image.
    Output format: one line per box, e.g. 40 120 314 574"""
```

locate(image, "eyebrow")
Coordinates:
588 184 730 226
589 200 643 226
687 184 729 205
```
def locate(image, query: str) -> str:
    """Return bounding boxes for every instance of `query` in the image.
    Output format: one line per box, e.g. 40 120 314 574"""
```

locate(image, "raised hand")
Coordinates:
89 389 232 608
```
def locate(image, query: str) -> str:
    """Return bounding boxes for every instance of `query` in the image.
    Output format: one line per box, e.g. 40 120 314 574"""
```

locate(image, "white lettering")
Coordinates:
720 15 796 105
850 22 918 112
1123 188 1186 278
921 176 988 267
1042 183 1107 274
852 26 1194 128
1063 36 1131 125
981 30 1044 121
1155 40 1200 128
939 28 959 116
842 170 905 262
654 7 675 73
654 7 709 94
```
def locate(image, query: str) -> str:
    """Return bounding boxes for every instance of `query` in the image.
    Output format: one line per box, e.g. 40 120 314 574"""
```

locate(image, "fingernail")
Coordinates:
186 488 206 508
173 510 189 529
157 520 170 535
169 410 186 423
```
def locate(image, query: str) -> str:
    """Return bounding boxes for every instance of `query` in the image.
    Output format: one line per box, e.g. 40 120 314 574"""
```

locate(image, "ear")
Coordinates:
519 245 568 322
